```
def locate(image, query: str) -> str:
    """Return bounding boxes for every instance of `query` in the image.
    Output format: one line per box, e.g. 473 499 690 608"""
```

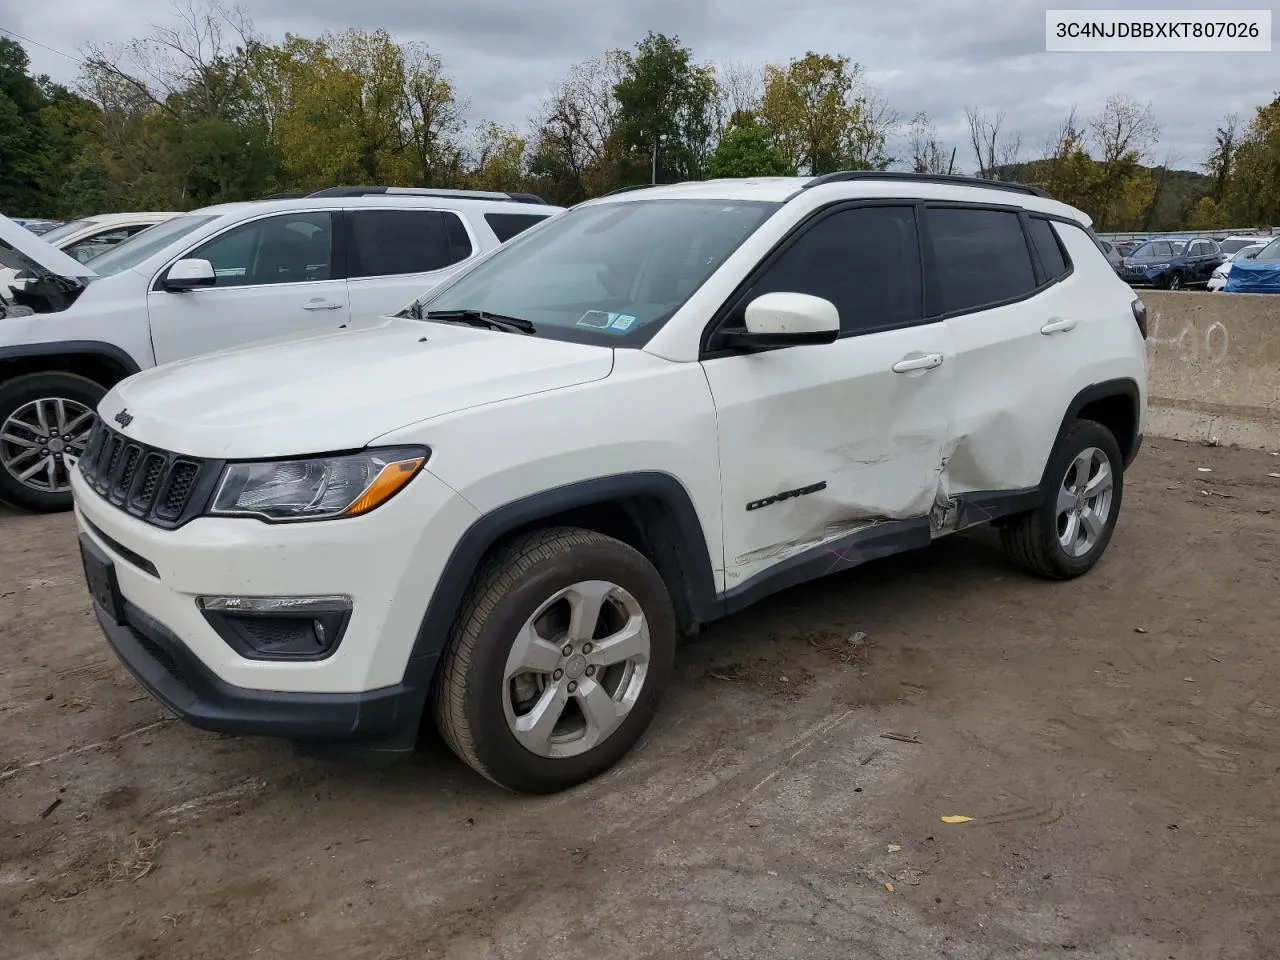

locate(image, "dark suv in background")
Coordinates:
1117 236 1225 290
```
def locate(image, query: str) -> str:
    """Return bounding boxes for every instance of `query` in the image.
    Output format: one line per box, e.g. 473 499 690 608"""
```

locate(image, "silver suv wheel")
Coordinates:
0 397 95 495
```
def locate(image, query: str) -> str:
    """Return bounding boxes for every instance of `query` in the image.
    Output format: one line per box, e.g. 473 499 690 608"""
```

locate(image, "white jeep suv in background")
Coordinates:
0 187 561 512
71 173 1148 794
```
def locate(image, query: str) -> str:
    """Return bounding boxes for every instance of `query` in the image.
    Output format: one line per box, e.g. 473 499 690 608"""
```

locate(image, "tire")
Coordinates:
432 526 677 794
1000 419 1124 580
0 372 104 513
1167 272 1183 290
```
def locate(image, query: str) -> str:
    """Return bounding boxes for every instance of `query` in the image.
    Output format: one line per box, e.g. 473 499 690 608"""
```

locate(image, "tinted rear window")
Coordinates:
926 207 1036 315
348 210 473 278
485 213 552 243
1026 217 1070 281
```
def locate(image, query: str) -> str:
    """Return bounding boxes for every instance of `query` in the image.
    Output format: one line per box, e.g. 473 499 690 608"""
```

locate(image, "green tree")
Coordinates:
705 120 793 178
1221 95 1280 227
612 32 719 185
759 52 891 175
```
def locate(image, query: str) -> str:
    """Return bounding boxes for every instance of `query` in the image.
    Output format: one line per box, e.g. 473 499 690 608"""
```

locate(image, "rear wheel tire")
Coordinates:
1000 419 1124 580
432 526 676 794
0 372 103 513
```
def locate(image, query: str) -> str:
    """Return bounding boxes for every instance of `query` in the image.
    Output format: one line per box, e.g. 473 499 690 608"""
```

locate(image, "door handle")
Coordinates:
1040 317 1077 335
891 353 944 373
302 300 344 311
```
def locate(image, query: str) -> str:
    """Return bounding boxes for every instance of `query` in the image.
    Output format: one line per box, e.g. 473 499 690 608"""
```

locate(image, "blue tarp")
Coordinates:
1225 259 1280 293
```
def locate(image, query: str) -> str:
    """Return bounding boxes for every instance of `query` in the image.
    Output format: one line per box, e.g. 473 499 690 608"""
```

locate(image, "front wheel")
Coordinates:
1167 272 1184 290
433 527 676 793
1000 419 1124 580
0 372 103 512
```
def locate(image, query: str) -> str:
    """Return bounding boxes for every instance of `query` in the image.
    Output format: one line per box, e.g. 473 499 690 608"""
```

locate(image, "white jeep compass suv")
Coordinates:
71 173 1148 794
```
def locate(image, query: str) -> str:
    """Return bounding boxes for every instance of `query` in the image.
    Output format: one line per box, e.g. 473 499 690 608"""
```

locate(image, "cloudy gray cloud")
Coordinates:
6 0 1276 172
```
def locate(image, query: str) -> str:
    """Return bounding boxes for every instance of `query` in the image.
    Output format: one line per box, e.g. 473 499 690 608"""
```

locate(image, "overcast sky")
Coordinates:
5 0 1276 172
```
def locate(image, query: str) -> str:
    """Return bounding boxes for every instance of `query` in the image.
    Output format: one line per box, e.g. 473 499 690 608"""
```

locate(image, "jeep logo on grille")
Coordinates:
113 409 134 428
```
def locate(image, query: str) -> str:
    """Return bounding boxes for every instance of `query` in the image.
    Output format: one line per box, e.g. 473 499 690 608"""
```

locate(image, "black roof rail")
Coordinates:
803 171 1050 199
602 184 659 197
305 186 548 205
261 191 308 200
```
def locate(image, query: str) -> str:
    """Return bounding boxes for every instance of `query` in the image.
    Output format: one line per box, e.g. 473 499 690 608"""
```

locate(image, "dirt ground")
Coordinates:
2 437 1278 960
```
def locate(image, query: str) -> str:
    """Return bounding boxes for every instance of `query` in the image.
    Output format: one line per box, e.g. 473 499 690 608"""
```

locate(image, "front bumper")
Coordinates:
93 589 434 743
71 461 480 716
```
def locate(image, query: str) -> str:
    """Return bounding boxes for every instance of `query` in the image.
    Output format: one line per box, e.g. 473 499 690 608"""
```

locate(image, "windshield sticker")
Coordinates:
609 313 637 331
576 310 614 329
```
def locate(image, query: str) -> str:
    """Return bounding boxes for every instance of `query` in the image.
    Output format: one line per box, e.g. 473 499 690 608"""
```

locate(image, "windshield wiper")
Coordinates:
424 309 536 335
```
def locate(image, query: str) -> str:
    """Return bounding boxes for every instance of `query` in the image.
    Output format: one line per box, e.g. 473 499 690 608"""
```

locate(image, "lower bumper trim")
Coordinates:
95 599 436 748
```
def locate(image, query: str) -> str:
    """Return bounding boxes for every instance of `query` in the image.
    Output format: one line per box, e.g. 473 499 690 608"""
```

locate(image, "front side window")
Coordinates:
926 207 1036 315
189 212 334 287
734 205 922 335
420 199 779 345
91 215 218 277
348 209 473 279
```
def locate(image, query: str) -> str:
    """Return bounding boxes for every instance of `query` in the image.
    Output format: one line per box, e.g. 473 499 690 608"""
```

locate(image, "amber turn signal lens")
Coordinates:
341 457 425 517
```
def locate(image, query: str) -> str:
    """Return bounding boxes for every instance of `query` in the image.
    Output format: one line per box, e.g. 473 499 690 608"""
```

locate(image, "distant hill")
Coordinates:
992 161 1212 232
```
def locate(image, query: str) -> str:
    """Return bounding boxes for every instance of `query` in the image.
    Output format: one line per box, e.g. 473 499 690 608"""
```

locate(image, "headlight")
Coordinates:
1150 263 1170 270
209 447 427 522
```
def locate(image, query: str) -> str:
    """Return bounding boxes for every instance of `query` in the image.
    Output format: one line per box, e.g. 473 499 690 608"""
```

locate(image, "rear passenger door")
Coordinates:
927 205 1077 499
343 208 476 320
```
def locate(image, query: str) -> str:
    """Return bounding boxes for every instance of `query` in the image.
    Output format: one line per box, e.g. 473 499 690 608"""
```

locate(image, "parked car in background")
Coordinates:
1114 239 1146 257
1117 236 1225 289
16 219 64 235
1207 241 1267 291
1217 235 1268 256
1223 235 1280 293
1096 237 1124 269
0 188 563 512
1 212 180 295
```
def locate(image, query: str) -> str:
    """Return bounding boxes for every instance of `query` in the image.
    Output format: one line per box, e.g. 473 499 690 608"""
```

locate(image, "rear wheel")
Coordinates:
1000 419 1124 580
433 527 676 793
0 373 102 512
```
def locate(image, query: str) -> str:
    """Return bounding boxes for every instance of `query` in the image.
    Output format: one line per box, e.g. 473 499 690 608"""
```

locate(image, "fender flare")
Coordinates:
403 472 721 675
1041 378 1143 487
0 340 143 382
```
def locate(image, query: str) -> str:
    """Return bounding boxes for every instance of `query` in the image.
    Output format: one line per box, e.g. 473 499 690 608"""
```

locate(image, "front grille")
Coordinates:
79 421 214 527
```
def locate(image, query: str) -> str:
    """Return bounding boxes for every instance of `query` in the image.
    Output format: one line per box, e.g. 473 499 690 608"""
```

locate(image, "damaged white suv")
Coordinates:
72 173 1148 794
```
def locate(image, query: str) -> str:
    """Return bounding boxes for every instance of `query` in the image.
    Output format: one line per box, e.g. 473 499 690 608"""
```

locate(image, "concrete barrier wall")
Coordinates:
1143 290 1279 449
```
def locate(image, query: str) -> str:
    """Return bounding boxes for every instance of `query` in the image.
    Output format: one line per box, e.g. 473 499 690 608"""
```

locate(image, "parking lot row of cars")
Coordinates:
1099 233 1279 292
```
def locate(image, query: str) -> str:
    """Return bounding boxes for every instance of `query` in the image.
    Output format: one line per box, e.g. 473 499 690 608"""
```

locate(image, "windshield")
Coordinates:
1253 237 1280 262
88 214 218 277
39 219 94 244
1131 240 1184 259
417 199 780 345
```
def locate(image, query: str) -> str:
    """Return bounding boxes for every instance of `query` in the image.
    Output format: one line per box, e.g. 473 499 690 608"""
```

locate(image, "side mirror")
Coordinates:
727 292 840 351
162 258 216 292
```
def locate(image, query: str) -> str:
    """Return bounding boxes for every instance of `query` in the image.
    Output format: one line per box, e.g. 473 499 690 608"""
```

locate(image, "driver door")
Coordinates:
147 210 350 364
700 203 954 591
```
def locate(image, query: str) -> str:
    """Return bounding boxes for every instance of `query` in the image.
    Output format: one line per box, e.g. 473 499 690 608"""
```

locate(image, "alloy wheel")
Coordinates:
502 580 651 759
1055 446 1114 558
0 397 95 495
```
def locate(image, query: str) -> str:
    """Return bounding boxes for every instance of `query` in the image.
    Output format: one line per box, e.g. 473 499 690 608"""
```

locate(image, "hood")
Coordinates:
0 214 97 280
100 317 615 459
